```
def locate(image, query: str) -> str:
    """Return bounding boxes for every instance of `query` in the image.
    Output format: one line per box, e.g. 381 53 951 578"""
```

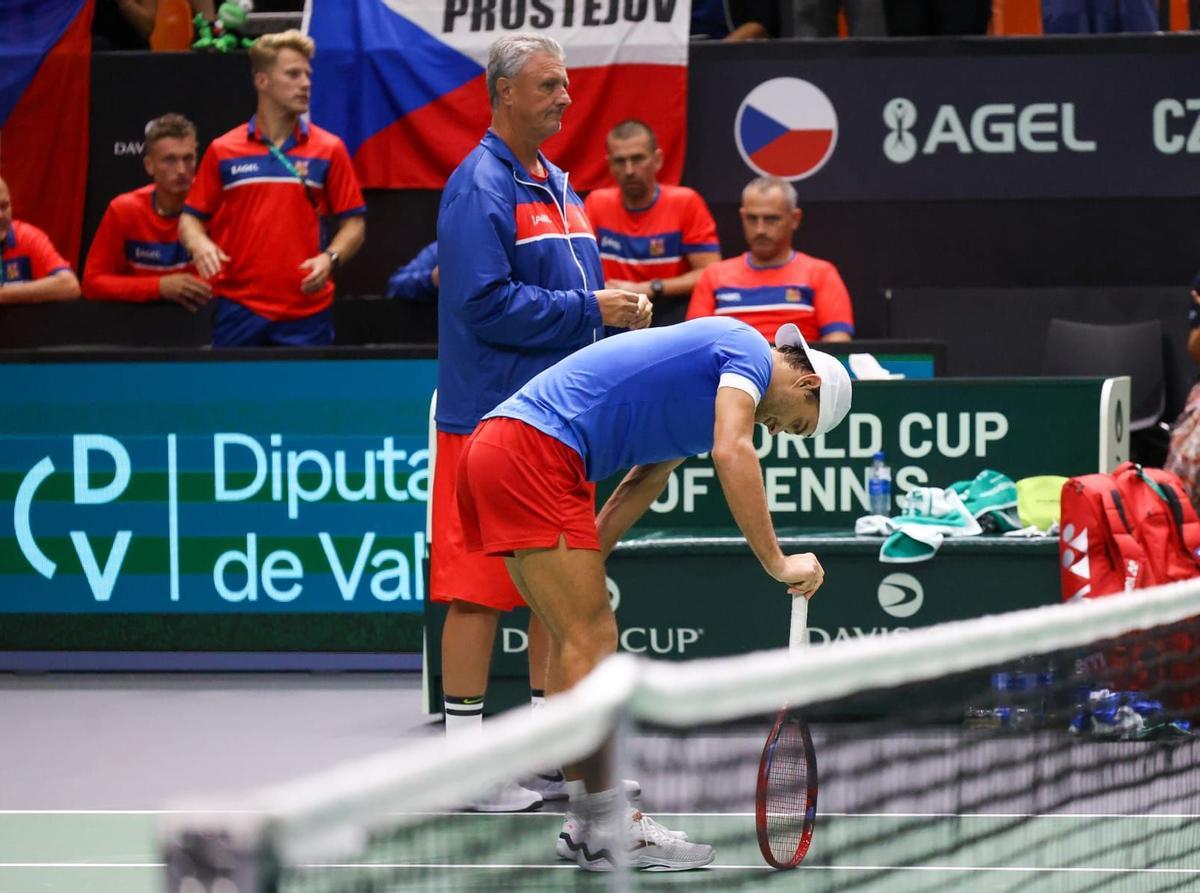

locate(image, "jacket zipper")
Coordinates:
513 169 598 340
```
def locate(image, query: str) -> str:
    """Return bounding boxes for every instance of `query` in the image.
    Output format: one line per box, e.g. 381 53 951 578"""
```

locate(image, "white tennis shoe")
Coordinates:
573 808 713 872
530 772 641 805
466 780 542 813
522 770 568 801
556 808 586 860
557 802 688 860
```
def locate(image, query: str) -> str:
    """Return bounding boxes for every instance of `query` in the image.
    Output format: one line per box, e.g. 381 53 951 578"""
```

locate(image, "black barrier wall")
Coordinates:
70 38 1200 351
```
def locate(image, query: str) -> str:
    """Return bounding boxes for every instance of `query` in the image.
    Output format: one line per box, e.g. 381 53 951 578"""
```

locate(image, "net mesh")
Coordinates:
161 580 1200 892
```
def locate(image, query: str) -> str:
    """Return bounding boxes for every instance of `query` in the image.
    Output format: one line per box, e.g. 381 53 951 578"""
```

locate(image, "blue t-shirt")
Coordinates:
487 317 774 481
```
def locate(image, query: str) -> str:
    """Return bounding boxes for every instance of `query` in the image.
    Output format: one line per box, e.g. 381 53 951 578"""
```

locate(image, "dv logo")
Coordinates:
877 572 924 619
15 435 135 601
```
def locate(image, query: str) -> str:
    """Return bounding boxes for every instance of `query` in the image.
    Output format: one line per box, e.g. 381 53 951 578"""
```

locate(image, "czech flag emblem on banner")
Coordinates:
303 0 689 190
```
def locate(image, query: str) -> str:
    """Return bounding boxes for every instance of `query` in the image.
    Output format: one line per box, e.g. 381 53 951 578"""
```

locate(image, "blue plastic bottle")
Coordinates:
868 451 892 516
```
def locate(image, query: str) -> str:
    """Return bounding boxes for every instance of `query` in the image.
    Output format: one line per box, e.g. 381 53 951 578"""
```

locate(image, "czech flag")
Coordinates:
303 0 689 190
0 0 93 268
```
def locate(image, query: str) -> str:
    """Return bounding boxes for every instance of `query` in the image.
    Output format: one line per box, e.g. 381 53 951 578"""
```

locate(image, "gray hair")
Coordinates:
743 176 798 211
486 34 565 108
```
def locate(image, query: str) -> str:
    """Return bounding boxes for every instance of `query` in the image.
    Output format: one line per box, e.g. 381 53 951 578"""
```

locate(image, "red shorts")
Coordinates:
457 417 599 557
430 430 524 611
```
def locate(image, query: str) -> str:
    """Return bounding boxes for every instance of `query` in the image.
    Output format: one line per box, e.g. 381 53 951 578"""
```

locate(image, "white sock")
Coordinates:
566 778 587 811
530 689 546 711
587 787 620 825
443 694 483 739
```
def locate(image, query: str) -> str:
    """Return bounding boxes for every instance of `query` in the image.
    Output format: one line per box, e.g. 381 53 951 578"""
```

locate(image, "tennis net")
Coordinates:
161 578 1200 892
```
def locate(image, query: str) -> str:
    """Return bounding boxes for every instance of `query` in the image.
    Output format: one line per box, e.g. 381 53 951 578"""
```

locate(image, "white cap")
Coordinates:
774 323 852 438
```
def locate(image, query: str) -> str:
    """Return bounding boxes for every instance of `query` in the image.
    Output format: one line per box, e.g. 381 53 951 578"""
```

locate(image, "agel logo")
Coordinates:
883 97 1096 164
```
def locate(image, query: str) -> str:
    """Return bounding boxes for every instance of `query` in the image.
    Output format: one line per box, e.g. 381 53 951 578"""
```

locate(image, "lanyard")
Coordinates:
266 142 318 209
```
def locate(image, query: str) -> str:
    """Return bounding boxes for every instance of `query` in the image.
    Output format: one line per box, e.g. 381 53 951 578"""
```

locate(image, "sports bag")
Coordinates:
1061 462 1200 709
1060 462 1200 601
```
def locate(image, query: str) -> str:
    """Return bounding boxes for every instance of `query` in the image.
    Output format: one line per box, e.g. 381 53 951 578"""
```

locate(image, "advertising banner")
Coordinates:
425 534 1059 712
424 375 1118 710
689 44 1200 201
0 356 435 616
608 377 1127 532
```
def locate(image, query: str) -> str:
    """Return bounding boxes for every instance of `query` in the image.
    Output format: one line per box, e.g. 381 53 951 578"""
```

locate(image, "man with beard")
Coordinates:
687 176 854 344
585 120 720 327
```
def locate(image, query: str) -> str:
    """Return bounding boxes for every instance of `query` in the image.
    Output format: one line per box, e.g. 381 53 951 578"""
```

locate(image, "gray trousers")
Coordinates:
791 0 887 36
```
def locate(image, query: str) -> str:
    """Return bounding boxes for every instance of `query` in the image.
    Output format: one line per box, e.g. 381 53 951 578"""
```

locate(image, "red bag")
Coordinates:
1061 463 1200 709
1060 462 1200 601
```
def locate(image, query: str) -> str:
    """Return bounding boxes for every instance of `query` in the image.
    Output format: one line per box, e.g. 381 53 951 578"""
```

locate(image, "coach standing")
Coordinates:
179 30 366 346
433 34 650 811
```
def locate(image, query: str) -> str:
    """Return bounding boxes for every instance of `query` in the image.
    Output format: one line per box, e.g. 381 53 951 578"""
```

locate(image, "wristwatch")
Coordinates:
650 279 665 299
324 249 341 270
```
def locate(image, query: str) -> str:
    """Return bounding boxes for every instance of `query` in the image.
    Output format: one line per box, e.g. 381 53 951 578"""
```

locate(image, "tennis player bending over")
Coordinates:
457 316 852 871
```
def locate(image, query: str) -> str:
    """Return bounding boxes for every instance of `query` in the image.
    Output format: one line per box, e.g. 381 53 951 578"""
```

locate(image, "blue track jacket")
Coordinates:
386 241 438 302
436 131 605 434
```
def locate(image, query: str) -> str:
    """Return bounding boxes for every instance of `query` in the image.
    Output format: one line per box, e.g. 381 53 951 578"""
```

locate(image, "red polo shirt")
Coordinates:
687 250 855 343
1 220 71 285
584 184 719 284
83 185 191 301
183 116 366 320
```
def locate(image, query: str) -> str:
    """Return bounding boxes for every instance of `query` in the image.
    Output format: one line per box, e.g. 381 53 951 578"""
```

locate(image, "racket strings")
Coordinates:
764 718 813 860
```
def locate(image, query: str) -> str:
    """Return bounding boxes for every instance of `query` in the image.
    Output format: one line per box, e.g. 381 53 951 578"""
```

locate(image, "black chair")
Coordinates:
1042 318 1167 464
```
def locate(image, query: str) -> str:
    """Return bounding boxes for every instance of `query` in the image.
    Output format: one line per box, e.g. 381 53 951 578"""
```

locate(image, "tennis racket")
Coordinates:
755 594 818 870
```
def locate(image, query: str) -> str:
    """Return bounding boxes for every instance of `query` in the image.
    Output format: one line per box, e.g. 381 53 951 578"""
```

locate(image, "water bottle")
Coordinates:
150 0 195 51
990 657 1056 728
868 451 892 516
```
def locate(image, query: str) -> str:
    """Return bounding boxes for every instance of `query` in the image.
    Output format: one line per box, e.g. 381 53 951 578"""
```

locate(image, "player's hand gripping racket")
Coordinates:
755 595 818 870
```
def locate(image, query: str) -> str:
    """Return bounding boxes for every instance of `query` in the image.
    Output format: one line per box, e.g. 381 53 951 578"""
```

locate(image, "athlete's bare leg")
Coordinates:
506 537 617 791
441 600 500 697
442 601 547 697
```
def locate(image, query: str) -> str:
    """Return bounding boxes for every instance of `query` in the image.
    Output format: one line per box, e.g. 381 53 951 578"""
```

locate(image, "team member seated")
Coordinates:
0 177 80 304
584 120 720 327
687 176 854 344
83 114 211 311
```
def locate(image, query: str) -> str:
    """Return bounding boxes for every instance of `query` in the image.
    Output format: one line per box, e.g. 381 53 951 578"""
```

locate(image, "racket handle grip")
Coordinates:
790 595 809 652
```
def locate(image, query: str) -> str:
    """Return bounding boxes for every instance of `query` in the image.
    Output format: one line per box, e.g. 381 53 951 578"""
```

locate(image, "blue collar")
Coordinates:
745 250 796 270
149 190 182 219
624 186 661 214
482 130 558 187
2 228 14 249
247 114 309 151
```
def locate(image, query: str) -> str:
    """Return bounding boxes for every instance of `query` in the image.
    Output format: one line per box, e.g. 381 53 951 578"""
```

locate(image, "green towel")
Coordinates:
880 487 982 564
949 469 1021 533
